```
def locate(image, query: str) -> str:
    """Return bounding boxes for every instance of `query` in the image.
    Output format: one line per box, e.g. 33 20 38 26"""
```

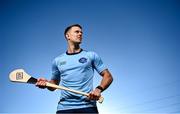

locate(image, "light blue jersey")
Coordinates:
51 49 107 111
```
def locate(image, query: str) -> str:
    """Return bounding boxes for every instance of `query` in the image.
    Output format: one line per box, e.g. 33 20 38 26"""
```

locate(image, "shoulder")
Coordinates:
82 50 95 56
83 49 97 55
52 53 66 63
82 50 99 60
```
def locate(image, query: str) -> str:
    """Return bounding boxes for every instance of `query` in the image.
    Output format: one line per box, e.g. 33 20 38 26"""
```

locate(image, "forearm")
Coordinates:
86 69 113 100
98 70 113 92
47 80 59 91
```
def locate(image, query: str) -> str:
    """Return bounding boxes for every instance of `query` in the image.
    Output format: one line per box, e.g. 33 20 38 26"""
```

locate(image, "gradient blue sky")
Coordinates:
1 0 180 113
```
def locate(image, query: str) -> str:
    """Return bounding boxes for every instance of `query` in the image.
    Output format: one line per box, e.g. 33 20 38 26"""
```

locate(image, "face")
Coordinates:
66 26 83 44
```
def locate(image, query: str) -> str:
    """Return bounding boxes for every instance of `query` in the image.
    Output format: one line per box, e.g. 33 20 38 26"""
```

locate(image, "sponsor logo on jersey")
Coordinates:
79 57 87 63
60 61 66 65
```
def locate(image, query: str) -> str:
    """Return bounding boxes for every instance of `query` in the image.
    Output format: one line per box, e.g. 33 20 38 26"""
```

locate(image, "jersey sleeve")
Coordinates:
91 52 107 74
51 59 61 82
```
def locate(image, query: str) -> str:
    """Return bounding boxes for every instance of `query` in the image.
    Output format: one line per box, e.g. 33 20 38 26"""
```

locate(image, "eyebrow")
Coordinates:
75 30 83 33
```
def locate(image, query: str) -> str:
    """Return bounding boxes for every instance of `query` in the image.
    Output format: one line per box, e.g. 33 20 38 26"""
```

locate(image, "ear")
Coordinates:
66 33 70 40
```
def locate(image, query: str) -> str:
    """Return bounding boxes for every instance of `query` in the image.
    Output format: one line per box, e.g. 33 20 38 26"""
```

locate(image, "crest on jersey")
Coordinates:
79 57 87 63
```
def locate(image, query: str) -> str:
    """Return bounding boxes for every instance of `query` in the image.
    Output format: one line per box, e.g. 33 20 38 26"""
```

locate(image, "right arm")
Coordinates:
36 78 59 91
36 59 61 91
47 79 59 91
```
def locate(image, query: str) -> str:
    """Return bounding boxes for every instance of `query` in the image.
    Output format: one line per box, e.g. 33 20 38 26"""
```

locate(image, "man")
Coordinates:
36 24 113 113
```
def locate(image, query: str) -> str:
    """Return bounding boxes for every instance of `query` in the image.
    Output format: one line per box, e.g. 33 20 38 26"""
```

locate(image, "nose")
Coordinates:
78 32 82 37
78 31 82 35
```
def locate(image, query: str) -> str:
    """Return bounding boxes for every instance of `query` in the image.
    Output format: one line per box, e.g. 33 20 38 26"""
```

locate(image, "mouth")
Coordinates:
77 36 82 40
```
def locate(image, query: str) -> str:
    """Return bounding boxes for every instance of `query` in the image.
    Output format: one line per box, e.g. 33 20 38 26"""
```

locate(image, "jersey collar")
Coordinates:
66 49 83 55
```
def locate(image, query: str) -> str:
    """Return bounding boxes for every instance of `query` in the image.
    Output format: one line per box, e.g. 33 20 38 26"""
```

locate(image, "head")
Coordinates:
64 24 83 44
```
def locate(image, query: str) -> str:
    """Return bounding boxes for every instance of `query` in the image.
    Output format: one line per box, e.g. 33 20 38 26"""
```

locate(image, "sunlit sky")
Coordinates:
1 0 180 113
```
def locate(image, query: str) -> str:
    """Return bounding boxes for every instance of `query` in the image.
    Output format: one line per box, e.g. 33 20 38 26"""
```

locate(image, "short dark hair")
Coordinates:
64 24 82 38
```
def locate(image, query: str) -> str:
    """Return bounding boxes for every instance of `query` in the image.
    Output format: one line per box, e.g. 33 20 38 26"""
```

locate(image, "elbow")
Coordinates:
109 74 113 84
105 73 113 84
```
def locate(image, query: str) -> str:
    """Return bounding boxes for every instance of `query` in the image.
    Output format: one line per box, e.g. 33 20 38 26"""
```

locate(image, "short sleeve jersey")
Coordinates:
51 49 107 110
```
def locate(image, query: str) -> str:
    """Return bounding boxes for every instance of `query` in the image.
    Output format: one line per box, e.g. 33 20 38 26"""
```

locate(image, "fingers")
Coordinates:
88 89 101 101
35 78 48 89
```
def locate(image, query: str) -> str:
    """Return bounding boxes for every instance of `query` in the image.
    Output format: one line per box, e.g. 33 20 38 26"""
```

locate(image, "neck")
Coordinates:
67 43 81 54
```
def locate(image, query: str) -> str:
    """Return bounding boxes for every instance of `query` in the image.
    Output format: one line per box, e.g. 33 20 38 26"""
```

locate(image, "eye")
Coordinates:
75 30 83 34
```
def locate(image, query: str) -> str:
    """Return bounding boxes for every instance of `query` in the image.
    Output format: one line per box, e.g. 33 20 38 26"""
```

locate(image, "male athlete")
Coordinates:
36 24 113 113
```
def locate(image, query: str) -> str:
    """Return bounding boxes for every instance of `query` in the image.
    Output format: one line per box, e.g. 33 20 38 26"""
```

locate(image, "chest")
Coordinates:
57 56 92 74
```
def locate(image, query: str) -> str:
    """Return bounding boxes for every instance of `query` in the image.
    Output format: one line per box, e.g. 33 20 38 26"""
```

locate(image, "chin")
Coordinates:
75 41 82 45
77 40 82 44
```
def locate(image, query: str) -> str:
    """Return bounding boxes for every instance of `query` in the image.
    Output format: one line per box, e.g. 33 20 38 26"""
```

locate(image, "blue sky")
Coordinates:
1 0 180 113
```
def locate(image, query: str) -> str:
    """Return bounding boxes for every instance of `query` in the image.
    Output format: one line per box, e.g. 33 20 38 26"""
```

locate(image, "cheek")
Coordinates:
72 34 78 39
70 33 75 37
